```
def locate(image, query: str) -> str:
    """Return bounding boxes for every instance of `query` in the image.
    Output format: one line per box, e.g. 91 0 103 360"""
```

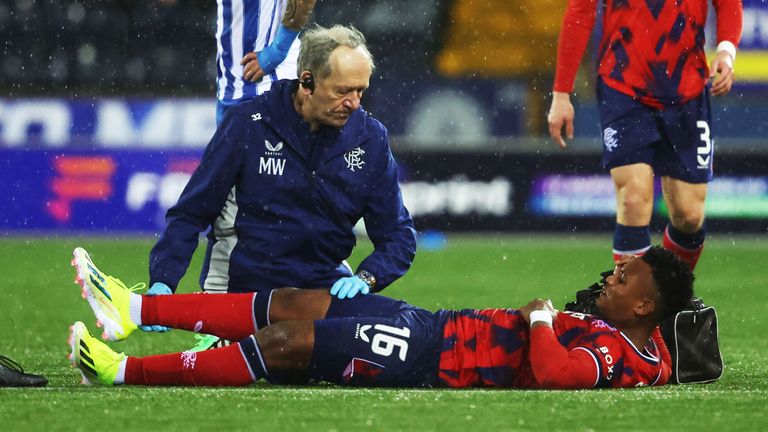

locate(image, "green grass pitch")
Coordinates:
1 234 767 431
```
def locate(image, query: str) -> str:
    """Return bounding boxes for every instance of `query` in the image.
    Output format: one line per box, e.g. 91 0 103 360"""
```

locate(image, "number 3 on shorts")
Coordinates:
696 120 712 167
359 324 411 361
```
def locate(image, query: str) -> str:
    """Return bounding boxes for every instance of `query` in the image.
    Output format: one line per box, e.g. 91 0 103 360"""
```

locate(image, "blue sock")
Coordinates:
252 290 274 330
667 223 706 250
613 224 651 256
238 335 269 381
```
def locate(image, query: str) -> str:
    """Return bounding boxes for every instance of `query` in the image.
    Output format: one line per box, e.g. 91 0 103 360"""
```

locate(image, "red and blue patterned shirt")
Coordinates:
553 0 742 107
437 308 671 389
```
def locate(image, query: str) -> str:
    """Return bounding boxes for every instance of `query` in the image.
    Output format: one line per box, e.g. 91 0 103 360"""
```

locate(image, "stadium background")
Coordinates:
2 0 768 234
1 1 768 431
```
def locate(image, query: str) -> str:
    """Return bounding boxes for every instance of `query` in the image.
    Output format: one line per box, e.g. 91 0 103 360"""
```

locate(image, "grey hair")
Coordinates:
297 24 375 79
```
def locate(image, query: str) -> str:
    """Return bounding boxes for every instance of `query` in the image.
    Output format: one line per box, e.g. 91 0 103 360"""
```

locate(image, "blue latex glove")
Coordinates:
330 276 370 299
139 282 172 332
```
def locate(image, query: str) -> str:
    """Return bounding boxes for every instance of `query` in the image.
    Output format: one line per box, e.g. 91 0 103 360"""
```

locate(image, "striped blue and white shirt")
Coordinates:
215 0 300 103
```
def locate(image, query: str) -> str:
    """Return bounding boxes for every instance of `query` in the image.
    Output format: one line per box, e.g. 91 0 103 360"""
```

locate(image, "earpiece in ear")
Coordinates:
300 72 315 93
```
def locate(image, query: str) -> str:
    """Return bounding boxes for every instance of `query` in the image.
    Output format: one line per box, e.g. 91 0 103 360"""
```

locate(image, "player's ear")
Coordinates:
635 298 656 319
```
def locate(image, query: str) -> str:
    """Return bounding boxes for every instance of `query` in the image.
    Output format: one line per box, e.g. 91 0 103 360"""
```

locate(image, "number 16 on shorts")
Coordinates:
357 323 411 361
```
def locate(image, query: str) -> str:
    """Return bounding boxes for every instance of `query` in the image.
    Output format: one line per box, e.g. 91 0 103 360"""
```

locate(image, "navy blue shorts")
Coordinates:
309 295 443 388
596 78 714 184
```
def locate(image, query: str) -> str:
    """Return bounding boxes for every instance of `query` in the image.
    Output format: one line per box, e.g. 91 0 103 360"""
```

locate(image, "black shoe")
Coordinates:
0 355 48 387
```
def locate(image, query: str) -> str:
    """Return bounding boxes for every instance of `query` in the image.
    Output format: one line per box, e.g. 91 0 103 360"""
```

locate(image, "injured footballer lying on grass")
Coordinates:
67 246 693 389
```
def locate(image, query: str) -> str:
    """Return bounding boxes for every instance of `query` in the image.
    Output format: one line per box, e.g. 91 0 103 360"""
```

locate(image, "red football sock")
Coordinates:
124 343 254 386
663 227 704 270
141 293 257 341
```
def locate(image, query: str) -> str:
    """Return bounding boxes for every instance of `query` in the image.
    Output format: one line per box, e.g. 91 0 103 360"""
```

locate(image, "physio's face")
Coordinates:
595 255 657 324
306 46 372 128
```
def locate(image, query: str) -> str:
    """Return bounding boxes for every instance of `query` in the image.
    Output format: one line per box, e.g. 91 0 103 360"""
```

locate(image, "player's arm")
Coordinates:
528 325 610 389
547 0 598 148
521 299 608 389
148 110 246 292
355 131 417 293
241 0 317 82
710 0 743 96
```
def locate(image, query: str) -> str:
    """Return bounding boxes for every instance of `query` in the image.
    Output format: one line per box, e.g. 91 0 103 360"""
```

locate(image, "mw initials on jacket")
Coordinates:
259 157 286 176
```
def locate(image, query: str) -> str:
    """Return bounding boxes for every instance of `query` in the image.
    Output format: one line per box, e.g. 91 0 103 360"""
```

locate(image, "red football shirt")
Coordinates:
553 0 742 107
437 309 670 389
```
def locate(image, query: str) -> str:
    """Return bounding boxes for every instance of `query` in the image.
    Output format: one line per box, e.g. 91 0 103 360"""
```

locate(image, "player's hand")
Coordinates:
547 92 575 149
330 276 370 299
519 298 558 326
710 50 735 96
241 52 265 82
139 282 172 333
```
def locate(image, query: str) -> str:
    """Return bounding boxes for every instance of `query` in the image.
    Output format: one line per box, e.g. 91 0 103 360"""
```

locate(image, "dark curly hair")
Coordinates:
641 246 695 319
